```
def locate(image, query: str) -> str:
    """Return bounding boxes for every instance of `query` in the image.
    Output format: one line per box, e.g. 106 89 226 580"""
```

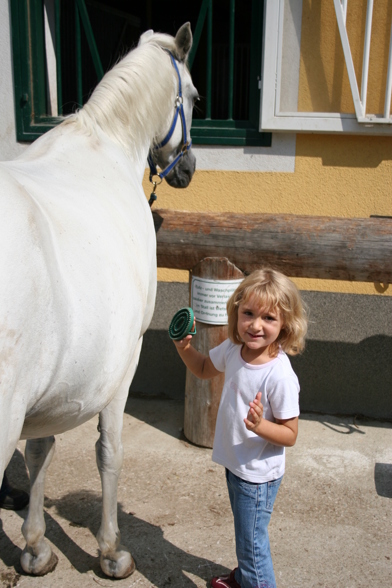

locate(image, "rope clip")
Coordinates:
148 176 162 207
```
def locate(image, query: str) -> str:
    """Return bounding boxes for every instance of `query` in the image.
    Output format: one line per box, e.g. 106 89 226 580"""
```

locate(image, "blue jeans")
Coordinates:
226 469 282 588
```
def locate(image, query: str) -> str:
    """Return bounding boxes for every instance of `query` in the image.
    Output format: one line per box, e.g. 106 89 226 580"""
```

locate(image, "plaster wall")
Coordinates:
0 0 390 417
132 282 392 420
145 0 392 297
0 0 29 161
1 0 391 300
145 132 392 296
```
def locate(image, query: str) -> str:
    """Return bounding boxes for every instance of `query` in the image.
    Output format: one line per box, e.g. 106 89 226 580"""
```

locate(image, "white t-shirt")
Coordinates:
209 339 300 483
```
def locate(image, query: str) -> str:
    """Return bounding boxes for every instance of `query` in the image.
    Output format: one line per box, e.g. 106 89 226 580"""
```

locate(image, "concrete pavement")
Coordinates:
1 396 391 587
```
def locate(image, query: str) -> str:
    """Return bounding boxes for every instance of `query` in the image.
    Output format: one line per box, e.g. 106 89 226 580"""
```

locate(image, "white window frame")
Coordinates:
260 0 392 135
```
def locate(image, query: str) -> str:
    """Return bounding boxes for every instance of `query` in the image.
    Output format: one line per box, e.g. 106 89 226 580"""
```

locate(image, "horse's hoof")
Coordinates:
33 551 58 576
100 550 135 579
21 549 58 576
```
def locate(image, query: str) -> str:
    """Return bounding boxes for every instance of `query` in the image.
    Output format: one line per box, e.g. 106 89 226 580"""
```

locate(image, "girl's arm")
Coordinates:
256 416 298 447
173 335 221 380
244 392 298 447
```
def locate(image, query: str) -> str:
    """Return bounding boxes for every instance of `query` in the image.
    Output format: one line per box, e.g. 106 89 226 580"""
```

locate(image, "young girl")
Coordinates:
173 268 307 588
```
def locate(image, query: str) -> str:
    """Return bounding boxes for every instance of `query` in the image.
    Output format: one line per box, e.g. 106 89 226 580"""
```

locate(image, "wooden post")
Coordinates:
184 257 244 448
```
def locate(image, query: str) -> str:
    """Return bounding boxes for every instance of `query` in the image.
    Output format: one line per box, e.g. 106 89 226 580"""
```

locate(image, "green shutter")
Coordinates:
10 0 271 147
188 0 271 146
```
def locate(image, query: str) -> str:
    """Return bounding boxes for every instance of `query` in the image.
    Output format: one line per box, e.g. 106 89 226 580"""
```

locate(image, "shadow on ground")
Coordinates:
1 484 227 586
374 463 392 498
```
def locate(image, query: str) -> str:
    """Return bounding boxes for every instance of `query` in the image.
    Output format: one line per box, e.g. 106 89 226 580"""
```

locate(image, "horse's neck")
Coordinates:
76 47 175 166
132 138 152 184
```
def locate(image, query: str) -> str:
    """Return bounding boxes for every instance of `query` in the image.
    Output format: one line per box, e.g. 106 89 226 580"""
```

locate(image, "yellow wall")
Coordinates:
144 132 392 296
146 0 392 297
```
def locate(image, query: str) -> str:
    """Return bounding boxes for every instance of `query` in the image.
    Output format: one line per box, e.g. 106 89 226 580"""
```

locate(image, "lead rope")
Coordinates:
149 179 161 207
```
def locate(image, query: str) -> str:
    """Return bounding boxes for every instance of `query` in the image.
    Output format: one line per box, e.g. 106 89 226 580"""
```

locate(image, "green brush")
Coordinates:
168 307 197 340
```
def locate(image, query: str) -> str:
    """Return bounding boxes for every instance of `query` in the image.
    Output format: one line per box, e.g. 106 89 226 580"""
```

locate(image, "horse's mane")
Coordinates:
64 34 181 158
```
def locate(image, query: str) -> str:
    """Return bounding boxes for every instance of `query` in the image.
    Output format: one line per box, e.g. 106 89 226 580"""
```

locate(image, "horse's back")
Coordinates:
0 123 156 439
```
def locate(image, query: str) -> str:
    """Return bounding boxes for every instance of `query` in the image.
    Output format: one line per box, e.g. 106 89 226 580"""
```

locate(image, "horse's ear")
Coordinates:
138 29 154 45
174 22 192 61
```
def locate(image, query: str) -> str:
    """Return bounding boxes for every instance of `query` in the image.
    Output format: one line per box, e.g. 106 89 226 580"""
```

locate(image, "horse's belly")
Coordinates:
0 143 156 442
21 392 106 439
20 324 139 439
21 408 100 439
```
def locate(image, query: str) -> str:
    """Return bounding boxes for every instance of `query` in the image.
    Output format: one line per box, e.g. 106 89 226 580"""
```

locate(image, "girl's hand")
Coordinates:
172 318 196 350
244 391 264 431
172 318 221 380
173 334 193 351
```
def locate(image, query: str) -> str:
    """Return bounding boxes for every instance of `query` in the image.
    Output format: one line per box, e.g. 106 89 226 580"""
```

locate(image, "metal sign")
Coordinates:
191 276 243 325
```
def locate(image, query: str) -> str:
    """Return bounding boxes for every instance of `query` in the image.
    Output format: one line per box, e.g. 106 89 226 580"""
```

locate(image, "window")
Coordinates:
10 0 271 146
261 0 392 135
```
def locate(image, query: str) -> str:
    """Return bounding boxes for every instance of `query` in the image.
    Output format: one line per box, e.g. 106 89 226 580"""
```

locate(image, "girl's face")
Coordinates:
237 295 283 362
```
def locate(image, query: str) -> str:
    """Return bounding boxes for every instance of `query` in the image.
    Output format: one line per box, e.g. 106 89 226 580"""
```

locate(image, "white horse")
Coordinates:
0 23 197 579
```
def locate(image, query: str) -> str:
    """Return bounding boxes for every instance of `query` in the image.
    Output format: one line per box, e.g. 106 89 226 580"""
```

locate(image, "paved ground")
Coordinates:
1 395 391 588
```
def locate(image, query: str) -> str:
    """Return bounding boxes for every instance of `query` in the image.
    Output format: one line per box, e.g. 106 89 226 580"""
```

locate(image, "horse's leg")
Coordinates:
95 339 143 579
0 399 26 498
21 436 58 575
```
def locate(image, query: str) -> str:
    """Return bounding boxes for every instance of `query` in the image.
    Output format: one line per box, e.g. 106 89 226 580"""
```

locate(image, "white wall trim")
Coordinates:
192 133 296 172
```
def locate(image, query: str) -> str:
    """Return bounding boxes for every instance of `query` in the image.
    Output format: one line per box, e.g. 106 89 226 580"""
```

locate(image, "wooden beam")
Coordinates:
153 209 392 282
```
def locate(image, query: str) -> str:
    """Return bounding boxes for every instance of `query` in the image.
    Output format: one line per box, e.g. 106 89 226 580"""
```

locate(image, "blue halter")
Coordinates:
148 52 192 206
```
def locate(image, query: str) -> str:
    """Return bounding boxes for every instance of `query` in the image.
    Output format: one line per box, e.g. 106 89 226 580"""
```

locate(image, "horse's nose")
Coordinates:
165 149 196 188
186 150 196 179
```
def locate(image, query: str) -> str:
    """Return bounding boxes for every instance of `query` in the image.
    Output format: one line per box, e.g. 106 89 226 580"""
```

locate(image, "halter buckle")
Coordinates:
181 141 191 154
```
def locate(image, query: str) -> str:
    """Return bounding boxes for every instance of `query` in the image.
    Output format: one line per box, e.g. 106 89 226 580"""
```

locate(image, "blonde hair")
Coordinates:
227 268 308 356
